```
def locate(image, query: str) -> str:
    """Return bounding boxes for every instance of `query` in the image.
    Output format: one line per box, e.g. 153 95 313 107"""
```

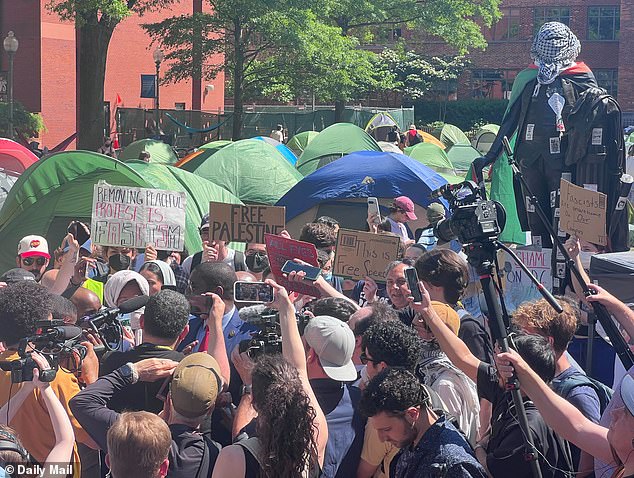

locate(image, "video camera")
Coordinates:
430 181 506 245
239 309 311 359
0 320 84 383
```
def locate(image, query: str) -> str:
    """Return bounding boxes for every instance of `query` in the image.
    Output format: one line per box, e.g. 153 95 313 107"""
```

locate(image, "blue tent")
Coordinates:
277 151 449 236
253 136 298 165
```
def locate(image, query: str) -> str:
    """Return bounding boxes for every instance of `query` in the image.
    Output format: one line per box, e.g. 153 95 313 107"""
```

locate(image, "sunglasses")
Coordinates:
22 256 47 266
360 352 382 365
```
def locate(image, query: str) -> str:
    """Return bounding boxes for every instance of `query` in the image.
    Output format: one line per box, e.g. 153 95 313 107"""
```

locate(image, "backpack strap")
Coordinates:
196 433 222 478
236 437 265 471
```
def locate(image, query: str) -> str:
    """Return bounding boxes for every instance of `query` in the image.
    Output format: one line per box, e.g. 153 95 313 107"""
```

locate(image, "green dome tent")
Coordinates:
404 143 462 184
437 124 470 149
119 139 178 164
473 124 500 154
287 131 318 157
446 144 482 172
126 161 243 253
190 139 302 204
296 123 381 176
175 140 233 172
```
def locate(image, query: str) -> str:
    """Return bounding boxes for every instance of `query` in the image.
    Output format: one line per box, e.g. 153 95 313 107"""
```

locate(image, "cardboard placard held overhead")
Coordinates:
264 234 321 297
334 229 401 282
209 202 286 243
559 179 608 246
91 182 186 251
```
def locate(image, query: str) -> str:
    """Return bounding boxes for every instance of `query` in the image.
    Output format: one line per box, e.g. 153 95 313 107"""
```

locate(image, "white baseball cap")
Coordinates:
17 235 50 259
304 315 357 382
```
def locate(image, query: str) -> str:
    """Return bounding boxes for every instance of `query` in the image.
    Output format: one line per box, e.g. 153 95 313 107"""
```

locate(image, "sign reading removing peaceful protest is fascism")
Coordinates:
91 182 186 251
209 202 286 243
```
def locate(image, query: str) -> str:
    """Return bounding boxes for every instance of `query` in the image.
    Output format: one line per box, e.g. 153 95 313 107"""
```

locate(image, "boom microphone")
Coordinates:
430 181 472 200
31 325 83 342
85 295 149 327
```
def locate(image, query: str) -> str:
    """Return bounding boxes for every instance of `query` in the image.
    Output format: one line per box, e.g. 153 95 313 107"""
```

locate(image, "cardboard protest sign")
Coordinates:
334 229 401 282
264 233 321 297
91 182 186 251
500 247 553 312
559 179 607 246
209 202 286 243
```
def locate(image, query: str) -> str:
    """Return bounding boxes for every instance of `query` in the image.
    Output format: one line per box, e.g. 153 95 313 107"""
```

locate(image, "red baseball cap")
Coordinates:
393 196 417 221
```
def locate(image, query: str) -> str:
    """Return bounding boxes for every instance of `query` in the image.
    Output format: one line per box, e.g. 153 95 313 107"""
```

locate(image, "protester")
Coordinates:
51 294 78 324
309 297 358 322
299 222 337 252
98 137 117 158
347 302 398 369
386 197 416 242
15 235 50 281
409 282 574 477
103 270 149 307
416 203 445 249
69 286 102 320
100 246 136 275
0 352 75 478
212 280 328 477
0 268 36 285
383 260 417 325
140 260 177 295
244 243 269 280
405 124 422 146
403 243 426 262
271 124 285 143
315 216 340 233
359 368 487 478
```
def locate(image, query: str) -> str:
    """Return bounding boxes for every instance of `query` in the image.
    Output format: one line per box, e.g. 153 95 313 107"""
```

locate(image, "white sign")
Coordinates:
91 182 186 251
502 247 553 312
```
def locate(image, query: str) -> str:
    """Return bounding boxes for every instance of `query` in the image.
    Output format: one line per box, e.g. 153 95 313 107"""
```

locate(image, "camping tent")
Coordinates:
446 144 482 172
296 123 381 176
253 136 298 165
175 140 232 171
419 131 446 150
365 112 399 141
437 124 470 149
189 139 302 204
0 139 39 175
287 131 318 157
473 124 500 154
119 139 178 164
277 151 449 237
404 143 464 184
378 141 402 154
0 151 244 271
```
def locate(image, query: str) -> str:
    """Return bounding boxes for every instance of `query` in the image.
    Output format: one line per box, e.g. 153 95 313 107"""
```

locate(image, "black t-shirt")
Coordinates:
457 309 494 365
101 343 184 413
169 424 220 478
477 362 573 478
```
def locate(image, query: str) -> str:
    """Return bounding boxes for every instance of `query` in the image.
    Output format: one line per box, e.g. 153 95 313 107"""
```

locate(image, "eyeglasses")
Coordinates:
22 256 47 266
360 352 382 365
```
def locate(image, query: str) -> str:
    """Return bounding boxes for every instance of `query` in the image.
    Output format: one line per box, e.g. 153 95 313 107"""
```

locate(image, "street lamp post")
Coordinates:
152 47 164 135
4 32 19 140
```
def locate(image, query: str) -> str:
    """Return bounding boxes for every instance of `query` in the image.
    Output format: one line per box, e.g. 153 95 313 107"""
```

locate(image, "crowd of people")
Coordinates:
0 195 632 478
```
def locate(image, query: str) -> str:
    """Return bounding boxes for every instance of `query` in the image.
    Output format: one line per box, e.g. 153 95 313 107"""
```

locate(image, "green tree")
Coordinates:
0 102 45 139
144 1 320 140
47 0 173 150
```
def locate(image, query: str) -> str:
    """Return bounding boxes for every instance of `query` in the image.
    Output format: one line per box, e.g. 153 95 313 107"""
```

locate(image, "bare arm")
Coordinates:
586 283 634 343
267 279 329 467
205 293 231 388
49 234 79 295
409 282 481 383
496 349 612 464
565 237 591 302
230 346 257 440
40 385 74 471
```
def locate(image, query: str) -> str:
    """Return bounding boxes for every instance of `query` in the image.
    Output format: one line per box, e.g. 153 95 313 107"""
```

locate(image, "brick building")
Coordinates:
0 0 224 148
409 0 633 111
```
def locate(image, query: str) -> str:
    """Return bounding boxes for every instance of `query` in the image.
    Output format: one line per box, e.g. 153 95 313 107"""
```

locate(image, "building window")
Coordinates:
533 7 571 34
175 102 186 110
485 8 521 41
471 69 520 99
588 6 619 41
594 69 618 97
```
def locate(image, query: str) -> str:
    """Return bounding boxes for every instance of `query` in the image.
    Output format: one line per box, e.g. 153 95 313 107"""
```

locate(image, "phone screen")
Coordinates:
405 267 423 302
281 261 321 281
187 295 214 315
234 282 274 303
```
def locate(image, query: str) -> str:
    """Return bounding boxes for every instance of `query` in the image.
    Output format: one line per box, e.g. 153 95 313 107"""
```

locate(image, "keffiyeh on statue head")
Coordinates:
530 22 581 85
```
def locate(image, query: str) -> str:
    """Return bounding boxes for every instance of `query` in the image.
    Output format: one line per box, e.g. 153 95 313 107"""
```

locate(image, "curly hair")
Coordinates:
362 320 423 370
0 281 53 346
309 297 358 322
252 355 319 478
414 249 469 304
353 302 398 338
512 297 579 355
359 368 430 418
0 426 30 477
299 223 336 249
143 290 190 341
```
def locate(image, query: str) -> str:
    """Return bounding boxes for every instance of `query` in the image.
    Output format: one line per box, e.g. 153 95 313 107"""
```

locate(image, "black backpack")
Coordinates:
554 372 614 415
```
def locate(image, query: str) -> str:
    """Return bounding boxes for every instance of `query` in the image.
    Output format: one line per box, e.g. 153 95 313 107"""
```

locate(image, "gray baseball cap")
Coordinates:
304 315 357 382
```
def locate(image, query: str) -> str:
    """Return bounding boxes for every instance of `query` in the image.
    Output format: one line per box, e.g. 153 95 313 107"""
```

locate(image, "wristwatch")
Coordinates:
240 384 252 397
119 362 139 384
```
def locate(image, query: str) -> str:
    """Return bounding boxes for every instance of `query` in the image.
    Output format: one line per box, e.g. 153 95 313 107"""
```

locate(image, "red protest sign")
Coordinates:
264 233 321 298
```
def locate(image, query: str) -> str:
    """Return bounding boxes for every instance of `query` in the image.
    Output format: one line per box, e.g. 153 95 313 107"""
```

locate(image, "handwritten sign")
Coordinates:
91 182 186 251
334 229 401 283
559 179 607 246
501 247 553 312
264 233 321 297
210 202 285 243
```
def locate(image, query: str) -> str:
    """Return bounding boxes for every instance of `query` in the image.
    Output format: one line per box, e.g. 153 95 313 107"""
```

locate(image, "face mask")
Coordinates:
108 253 131 272
245 252 269 273
322 272 333 281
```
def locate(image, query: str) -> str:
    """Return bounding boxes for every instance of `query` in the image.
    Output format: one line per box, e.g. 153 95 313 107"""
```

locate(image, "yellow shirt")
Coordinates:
0 350 89 476
82 278 104 304
360 418 400 478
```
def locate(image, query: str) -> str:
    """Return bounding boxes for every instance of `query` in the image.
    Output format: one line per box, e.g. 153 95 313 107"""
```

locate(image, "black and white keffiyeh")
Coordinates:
530 22 581 85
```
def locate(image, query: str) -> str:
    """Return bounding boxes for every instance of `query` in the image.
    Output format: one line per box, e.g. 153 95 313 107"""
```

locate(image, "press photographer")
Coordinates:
0 281 98 471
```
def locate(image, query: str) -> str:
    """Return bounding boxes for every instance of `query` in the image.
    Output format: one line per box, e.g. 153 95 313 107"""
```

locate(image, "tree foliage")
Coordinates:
0 102 46 139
